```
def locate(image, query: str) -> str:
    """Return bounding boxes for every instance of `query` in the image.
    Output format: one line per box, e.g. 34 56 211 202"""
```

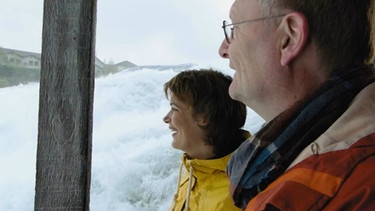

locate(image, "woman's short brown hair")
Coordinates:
164 69 247 158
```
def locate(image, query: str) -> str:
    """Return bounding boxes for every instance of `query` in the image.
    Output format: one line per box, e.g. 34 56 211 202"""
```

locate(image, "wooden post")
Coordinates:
35 0 96 210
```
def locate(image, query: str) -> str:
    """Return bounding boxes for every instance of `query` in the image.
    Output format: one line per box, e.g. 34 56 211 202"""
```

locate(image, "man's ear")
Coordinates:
279 12 309 66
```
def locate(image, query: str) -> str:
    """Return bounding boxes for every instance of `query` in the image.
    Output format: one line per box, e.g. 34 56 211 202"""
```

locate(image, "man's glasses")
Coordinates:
222 14 286 44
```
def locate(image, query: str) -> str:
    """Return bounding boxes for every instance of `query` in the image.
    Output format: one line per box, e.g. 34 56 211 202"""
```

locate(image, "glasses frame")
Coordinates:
222 14 286 44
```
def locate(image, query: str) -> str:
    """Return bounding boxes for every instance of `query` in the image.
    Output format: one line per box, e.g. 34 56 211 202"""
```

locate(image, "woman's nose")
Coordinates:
218 39 230 58
163 113 170 123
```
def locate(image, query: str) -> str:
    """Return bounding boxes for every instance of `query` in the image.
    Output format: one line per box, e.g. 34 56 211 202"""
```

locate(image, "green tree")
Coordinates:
0 47 10 66
0 78 10 88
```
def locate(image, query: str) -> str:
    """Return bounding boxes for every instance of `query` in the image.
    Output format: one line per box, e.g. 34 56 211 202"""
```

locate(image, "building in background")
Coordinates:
0 47 137 74
0 47 137 87
0 48 41 69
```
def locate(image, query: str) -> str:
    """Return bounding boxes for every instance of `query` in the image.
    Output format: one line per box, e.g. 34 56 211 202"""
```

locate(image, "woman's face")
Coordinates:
163 93 214 159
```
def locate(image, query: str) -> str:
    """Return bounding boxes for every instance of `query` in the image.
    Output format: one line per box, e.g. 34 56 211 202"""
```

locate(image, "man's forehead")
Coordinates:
230 0 263 20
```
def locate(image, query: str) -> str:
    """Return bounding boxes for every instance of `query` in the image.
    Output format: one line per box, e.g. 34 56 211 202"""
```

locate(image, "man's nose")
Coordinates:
218 39 230 58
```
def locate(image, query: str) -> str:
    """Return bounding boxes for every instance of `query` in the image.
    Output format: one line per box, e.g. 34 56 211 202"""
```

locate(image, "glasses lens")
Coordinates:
223 20 233 43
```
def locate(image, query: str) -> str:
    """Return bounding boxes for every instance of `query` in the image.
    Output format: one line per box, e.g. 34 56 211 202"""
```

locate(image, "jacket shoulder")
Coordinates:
246 133 375 210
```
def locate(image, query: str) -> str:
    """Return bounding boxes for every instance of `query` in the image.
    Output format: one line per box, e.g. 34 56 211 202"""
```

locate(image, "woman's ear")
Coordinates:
279 12 309 66
196 115 208 126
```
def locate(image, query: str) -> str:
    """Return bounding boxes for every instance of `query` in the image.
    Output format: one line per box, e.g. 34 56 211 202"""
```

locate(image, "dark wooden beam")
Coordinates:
35 0 96 210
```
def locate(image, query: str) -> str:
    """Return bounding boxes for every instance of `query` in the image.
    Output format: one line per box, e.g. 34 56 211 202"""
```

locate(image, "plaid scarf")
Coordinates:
227 66 375 208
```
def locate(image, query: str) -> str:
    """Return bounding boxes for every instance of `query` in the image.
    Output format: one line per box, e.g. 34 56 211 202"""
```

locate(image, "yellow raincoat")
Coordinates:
169 153 240 211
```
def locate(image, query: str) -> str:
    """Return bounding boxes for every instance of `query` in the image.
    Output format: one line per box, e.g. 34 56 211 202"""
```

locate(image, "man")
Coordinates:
219 0 375 210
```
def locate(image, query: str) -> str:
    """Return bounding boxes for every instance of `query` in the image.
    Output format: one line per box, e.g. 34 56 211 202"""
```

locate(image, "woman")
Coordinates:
163 69 250 211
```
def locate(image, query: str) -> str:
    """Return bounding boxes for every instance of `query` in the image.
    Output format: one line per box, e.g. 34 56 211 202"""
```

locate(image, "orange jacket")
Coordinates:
246 82 375 210
246 133 375 210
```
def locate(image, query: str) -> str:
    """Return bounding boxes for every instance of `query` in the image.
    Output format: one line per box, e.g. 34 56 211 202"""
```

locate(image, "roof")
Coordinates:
1 47 106 67
0 47 41 59
115 60 137 67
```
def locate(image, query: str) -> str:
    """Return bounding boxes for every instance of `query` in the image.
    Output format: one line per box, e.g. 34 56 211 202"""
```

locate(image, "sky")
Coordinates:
0 0 234 68
0 65 264 210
